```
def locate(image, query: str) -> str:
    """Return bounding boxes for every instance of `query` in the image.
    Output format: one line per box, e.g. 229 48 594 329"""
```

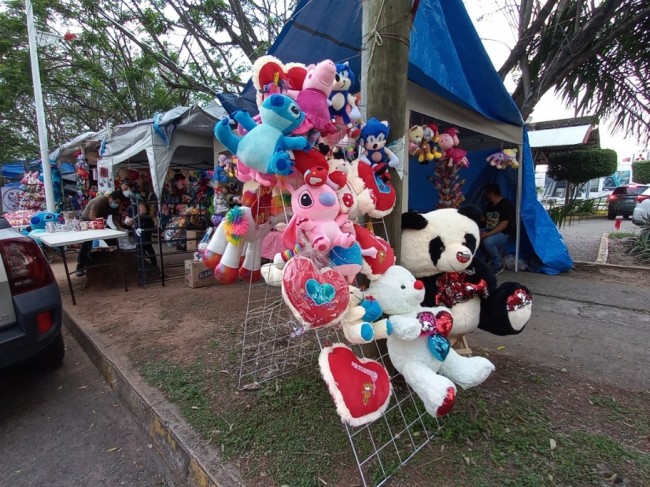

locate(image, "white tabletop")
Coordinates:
39 229 128 247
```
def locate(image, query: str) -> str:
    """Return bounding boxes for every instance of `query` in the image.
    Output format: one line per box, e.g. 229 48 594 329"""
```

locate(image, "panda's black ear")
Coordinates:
402 212 428 230
458 205 483 226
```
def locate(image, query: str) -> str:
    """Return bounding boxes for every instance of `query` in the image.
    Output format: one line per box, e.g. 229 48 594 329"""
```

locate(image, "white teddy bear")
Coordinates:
341 285 392 344
367 265 495 417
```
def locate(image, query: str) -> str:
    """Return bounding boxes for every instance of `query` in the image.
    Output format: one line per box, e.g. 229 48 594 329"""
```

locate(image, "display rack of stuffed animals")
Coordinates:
206 56 533 433
17 171 46 212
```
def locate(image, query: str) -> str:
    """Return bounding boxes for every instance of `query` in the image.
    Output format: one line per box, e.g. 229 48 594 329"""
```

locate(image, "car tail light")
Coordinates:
637 195 650 203
36 311 53 334
0 236 55 295
608 194 618 201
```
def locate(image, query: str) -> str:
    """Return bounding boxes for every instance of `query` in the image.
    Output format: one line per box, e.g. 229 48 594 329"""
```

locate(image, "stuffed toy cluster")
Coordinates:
486 148 519 169
205 56 533 428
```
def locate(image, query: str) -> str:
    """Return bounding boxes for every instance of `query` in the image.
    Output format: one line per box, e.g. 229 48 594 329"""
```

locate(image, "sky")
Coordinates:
462 1 644 164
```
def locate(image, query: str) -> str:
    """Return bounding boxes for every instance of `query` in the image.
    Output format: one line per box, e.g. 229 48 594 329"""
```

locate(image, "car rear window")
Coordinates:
613 185 649 195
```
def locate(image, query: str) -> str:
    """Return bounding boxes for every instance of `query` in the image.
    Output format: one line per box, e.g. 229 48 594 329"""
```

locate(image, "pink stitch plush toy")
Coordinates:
282 166 356 253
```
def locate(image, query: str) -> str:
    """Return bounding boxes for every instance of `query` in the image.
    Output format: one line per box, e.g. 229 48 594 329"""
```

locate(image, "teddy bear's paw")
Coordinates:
448 356 495 390
436 387 456 416
343 322 375 344
390 316 422 341
506 288 533 331
371 318 392 341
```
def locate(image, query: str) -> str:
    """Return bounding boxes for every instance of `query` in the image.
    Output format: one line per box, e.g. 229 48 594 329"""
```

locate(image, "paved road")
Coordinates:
0 329 185 487
559 215 638 262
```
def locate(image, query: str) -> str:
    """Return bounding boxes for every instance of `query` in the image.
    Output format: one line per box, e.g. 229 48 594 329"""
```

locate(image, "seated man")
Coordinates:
478 183 515 275
76 190 127 275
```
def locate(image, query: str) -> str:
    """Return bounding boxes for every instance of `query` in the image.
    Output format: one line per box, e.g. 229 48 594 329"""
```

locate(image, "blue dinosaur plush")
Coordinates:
358 117 400 182
214 94 310 177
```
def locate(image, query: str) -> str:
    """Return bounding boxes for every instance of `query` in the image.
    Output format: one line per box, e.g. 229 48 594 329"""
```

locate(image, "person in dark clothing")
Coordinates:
76 190 127 275
125 201 157 267
477 183 516 275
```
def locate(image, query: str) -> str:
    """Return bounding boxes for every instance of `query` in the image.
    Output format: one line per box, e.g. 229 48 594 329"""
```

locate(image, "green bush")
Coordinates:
632 160 650 183
548 148 618 184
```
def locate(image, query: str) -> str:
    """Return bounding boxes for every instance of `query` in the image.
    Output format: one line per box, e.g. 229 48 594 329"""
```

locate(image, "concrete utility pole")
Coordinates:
25 0 55 212
362 0 411 262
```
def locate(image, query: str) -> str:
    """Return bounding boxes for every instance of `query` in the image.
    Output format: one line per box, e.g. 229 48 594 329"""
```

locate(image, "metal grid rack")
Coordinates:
236 192 438 486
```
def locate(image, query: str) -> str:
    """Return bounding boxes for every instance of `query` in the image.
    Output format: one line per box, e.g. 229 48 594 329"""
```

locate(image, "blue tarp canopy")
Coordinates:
217 0 573 273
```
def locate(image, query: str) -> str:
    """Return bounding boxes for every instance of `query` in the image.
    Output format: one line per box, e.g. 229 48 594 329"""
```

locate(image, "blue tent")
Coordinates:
217 0 572 274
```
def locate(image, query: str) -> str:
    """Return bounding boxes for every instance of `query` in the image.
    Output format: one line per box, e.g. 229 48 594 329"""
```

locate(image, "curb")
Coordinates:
63 310 247 487
573 233 650 277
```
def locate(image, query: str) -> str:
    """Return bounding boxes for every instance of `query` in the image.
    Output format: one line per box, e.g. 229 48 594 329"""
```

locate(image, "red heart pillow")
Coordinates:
282 256 349 330
319 344 392 426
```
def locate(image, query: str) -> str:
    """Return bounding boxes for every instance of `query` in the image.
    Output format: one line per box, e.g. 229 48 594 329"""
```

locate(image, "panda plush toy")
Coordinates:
401 207 532 337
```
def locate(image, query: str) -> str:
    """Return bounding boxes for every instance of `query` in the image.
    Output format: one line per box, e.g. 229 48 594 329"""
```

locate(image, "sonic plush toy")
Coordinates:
358 118 399 182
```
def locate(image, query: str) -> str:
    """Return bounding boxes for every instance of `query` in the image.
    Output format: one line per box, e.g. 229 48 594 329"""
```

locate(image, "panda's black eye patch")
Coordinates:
464 233 477 253
428 237 444 264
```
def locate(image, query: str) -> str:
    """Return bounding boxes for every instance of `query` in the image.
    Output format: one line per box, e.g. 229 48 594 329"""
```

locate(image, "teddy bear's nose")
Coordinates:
414 280 424 290
456 251 471 263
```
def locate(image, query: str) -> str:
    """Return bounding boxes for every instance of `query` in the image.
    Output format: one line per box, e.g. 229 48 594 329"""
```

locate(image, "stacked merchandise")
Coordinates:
17 171 46 212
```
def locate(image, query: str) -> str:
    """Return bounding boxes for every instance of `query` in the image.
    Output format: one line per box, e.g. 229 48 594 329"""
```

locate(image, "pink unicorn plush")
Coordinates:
282 166 356 253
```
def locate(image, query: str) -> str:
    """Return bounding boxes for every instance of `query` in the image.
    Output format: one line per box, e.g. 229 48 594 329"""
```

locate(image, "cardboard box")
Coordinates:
184 259 216 288
186 230 204 251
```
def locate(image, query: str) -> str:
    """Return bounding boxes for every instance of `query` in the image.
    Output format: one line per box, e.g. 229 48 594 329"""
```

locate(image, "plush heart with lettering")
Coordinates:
319 344 392 426
252 55 308 106
282 256 349 329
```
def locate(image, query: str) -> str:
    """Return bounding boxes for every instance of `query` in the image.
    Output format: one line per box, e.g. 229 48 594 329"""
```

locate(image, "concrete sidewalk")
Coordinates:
471 265 650 392
63 259 650 486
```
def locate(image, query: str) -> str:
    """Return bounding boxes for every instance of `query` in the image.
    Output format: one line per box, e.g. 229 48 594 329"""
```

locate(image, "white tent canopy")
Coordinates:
96 101 227 197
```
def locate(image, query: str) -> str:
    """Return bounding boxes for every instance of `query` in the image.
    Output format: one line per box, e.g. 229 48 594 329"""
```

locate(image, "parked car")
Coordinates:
0 216 64 369
607 184 650 220
632 186 650 226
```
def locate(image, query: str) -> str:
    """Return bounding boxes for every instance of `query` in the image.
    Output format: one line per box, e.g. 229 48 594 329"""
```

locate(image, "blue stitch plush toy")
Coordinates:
358 117 400 182
214 94 310 177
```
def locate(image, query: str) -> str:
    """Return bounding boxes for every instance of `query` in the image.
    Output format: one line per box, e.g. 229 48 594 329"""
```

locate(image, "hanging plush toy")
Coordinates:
281 166 356 253
340 285 392 344
329 62 361 139
214 94 310 186
287 59 338 137
358 118 400 182
486 148 519 169
408 125 424 158
434 127 468 208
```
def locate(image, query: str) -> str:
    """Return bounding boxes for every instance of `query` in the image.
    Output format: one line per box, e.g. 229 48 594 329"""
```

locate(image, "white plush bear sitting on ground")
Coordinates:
367 265 495 417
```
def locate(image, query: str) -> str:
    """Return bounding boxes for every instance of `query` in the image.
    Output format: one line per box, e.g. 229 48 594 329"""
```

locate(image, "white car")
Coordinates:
632 187 650 226
0 216 64 369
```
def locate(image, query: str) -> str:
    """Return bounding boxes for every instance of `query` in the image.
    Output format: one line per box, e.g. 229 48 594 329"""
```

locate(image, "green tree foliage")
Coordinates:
547 148 617 202
631 160 650 184
495 0 650 144
1 0 294 161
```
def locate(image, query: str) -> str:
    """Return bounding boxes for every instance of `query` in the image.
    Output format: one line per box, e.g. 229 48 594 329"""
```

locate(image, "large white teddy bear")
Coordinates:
367 265 495 417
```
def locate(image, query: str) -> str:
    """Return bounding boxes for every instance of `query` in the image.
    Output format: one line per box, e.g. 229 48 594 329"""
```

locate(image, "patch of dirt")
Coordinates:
607 238 647 267
51 253 650 486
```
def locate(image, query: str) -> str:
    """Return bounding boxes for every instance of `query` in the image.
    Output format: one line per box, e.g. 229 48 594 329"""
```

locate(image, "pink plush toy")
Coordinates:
282 166 356 253
288 60 338 137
